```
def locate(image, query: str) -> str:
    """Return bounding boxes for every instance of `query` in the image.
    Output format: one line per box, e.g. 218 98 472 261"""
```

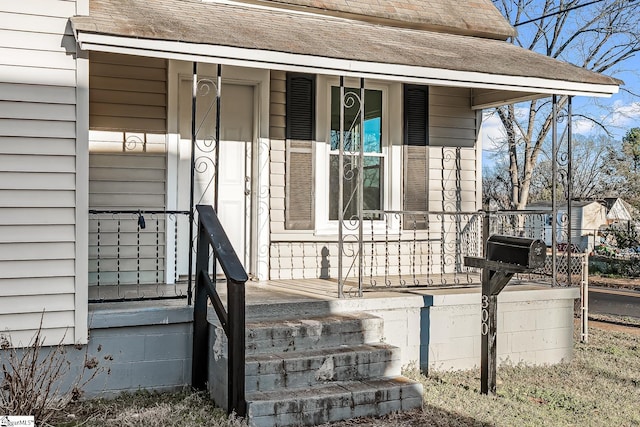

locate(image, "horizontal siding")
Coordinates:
0 277 75 297
0 64 76 86
428 145 477 212
0 190 76 207
89 194 166 208
0 1 79 346
0 311 75 331
0 46 76 70
90 167 166 182
89 153 166 209
430 86 477 148
0 293 74 314
270 71 287 235
89 152 166 169
89 52 167 132
0 1 77 18
0 225 75 243
0 242 75 261
0 207 75 225
0 259 75 279
91 89 166 107
0 29 76 53
0 137 75 155
0 118 76 138
89 116 165 132
0 153 75 172
0 100 76 121
0 11 72 34
87 53 168 285
0 172 75 190
88 150 167 284
0 83 76 104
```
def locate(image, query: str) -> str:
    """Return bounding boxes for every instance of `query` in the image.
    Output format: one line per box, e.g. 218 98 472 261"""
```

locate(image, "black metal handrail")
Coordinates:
191 205 247 416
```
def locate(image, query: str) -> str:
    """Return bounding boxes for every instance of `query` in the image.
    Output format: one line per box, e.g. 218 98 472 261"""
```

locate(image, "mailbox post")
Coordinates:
465 233 546 395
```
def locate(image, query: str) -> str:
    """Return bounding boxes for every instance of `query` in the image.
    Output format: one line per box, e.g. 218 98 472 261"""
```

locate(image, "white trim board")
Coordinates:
73 32 619 104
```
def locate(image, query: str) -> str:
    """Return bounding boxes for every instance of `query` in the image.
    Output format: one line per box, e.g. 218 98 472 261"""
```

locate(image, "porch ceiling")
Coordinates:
71 0 621 106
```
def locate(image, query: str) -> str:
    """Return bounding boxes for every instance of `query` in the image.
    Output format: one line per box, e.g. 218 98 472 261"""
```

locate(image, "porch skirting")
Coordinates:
30 285 577 398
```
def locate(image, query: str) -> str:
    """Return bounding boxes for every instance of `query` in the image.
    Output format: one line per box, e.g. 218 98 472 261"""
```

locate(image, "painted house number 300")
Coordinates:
481 295 489 336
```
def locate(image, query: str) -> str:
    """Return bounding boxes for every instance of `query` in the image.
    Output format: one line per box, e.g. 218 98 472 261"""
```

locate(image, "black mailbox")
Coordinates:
486 235 546 269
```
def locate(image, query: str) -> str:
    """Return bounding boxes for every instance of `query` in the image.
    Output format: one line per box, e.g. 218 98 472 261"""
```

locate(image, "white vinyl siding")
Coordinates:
430 86 477 148
89 51 167 133
88 52 168 285
0 0 80 345
270 71 287 234
428 86 478 212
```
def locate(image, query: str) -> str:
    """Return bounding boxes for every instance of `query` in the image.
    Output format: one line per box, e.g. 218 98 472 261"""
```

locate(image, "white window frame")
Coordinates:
314 76 402 235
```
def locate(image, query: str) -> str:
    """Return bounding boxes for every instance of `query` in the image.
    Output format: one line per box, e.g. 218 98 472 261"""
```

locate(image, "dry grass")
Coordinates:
50 390 247 427
50 324 639 426
328 324 640 427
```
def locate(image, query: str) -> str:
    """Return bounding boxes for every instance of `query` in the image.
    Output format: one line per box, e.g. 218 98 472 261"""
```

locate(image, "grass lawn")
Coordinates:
50 324 640 426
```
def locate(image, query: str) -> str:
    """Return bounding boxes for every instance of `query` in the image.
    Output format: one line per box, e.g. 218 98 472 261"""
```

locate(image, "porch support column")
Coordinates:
338 77 345 298
188 62 198 304
551 95 558 286
566 96 573 287
214 64 222 212
357 78 365 297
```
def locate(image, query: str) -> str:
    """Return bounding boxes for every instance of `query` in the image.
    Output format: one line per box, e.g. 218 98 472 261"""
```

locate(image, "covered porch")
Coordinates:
71 0 618 305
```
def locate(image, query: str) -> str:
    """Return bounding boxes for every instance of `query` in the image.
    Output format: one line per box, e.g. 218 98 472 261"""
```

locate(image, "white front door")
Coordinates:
176 80 254 274
218 84 254 268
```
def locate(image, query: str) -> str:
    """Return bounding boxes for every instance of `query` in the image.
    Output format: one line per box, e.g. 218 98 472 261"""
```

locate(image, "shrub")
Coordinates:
0 316 108 425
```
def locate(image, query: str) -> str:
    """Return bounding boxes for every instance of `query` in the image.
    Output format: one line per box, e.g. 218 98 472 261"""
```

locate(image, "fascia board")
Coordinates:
75 32 620 99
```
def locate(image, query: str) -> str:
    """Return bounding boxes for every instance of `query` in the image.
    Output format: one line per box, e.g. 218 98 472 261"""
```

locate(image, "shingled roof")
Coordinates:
245 0 516 40
71 0 621 99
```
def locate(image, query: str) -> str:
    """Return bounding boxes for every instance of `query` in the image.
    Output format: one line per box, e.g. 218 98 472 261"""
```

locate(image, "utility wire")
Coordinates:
513 0 633 26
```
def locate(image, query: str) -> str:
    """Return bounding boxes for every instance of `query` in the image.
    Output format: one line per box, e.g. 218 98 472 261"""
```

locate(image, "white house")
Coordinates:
526 201 608 252
604 197 636 225
0 1 620 424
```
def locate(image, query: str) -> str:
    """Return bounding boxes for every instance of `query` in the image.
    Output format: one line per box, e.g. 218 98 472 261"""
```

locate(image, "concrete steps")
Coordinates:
208 312 423 426
245 312 384 354
246 343 401 392
247 377 423 427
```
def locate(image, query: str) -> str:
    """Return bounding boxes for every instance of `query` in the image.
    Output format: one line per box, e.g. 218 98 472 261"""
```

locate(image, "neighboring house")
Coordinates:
0 0 619 420
603 197 637 226
526 201 608 252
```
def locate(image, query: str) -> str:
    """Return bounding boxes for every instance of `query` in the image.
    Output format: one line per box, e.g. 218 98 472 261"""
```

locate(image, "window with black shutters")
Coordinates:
403 84 429 229
285 73 316 229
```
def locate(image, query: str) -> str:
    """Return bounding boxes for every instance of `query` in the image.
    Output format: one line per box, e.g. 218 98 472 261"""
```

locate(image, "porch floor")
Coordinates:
88 272 554 308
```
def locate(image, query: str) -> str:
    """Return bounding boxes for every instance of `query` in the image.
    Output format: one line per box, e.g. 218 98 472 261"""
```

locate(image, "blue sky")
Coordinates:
481 2 640 168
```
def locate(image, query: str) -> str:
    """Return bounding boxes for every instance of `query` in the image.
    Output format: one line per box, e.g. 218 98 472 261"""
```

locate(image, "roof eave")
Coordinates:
73 29 620 106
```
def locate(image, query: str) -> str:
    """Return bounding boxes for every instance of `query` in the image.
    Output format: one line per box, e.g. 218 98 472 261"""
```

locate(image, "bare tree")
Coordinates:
528 134 612 201
491 0 640 209
482 163 512 209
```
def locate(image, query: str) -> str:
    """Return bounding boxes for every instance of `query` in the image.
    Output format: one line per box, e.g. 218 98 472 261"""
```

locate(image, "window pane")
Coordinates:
329 155 383 220
330 87 382 153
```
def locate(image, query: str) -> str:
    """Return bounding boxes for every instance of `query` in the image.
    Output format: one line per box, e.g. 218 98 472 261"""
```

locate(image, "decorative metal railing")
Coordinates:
334 208 585 295
88 209 190 302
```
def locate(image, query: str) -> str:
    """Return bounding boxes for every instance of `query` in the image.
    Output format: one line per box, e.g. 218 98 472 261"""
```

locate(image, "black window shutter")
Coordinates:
404 85 428 146
403 85 429 228
285 73 315 230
